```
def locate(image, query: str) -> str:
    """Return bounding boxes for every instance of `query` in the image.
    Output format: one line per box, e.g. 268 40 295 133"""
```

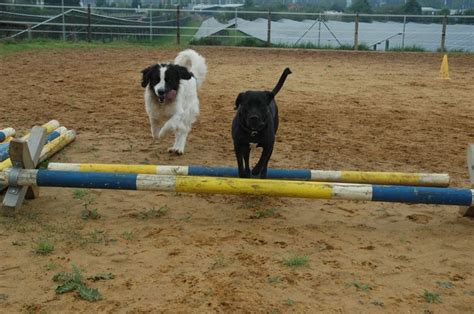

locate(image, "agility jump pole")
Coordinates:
0 130 76 172
46 163 450 187
1 127 67 162
1 169 472 207
0 120 60 159
0 128 15 143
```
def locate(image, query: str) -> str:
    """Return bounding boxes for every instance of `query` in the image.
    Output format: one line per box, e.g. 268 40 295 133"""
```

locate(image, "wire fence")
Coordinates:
1 3 473 52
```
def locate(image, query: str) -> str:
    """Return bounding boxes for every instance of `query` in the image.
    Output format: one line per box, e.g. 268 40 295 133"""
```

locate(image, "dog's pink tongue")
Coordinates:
166 90 177 100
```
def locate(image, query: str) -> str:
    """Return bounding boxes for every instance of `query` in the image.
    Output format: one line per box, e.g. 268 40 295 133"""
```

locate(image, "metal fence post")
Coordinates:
354 13 359 50
176 5 180 45
87 4 91 42
402 15 406 49
267 10 271 47
441 15 447 53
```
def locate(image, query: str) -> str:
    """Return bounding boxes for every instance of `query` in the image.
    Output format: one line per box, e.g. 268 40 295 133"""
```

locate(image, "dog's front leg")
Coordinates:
149 118 161 141
242 144 251 177
234 144 250 178
252 144 274 179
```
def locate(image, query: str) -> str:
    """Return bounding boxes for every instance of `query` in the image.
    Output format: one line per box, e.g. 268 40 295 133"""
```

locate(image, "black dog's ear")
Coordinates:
175 65 192 80
141 65 153 88
234 92 244 110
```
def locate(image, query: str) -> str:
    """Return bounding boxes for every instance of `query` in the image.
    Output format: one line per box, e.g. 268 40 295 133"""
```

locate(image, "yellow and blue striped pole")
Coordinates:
0 130 76 172
1 170 472 207
0 126 67 162
0 128 15 143
47 163 450 187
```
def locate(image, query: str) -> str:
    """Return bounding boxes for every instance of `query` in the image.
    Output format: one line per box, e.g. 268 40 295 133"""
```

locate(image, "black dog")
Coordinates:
232 68 292 179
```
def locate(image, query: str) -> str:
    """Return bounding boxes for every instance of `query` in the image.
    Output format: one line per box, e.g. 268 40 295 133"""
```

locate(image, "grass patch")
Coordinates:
284 298 295 306
437 281 454 289
0 19 201 57
268 276 283 284
73 189 88 200
53 264 102 302
346 280 372 291
423 290 442 304
210 255 228 270
87 229 107 244
132 206 168 220
389 45 426 52
282 255 309 267
32 238 54 255
81 207 101 220
121 231 134 241
253 207 278 219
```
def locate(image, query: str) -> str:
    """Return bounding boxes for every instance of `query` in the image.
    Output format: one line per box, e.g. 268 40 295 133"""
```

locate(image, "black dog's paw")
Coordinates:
251 167 261 176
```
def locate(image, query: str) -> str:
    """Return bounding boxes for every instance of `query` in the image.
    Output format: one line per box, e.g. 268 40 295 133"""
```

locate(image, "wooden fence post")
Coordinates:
267 10 271 47
177 5 181 45
441 15 447 53
87 4 91 43
27 25 32 40
354 13 359 50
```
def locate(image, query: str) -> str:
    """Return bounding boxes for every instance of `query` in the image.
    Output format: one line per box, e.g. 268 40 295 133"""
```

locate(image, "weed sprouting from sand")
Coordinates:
346 280 372 291
282 255 309 267
134 206 168 220
268 276 283 284
53 264 102 302
32 238 54 255
73 189 88 200
423 290 442 303
121 230 134 241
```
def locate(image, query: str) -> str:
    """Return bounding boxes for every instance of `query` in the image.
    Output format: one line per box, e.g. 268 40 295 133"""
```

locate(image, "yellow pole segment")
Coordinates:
341 171 423 186
79 163 157 174
175 176 334 199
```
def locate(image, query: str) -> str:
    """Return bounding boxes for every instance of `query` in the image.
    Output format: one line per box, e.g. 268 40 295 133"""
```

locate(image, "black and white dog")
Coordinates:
141 49 207 155
232 68 292 179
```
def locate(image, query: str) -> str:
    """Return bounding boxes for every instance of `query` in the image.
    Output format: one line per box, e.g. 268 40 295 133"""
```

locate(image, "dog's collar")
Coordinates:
239 119 266 137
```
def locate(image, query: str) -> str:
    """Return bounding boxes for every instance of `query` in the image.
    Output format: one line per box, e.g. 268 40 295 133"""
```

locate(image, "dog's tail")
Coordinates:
271 67 292 96
174 49 207 89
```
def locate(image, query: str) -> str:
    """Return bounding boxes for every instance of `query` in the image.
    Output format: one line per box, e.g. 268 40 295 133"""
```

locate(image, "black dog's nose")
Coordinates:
249 115 259 122
157 89 165 96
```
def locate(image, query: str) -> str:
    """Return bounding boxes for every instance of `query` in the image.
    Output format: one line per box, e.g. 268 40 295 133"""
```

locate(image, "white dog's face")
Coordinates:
141 64 192 103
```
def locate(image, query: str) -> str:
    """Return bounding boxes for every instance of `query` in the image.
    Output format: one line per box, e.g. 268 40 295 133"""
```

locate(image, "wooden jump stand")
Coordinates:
460 144 474 217
2 126 46 216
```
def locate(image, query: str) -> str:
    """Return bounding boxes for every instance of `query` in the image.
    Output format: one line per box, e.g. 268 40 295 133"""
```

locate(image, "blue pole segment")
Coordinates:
36 170 138 190
0 130 62 162
189 166 311 179
372 185 473 206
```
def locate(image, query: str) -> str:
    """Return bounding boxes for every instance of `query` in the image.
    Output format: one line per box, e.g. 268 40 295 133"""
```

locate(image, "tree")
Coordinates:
44 0 80 6
403 0 422 14
439 7 450 15
349 0 373 13
131 0 141 8
96 0 107 7
244 0 254 7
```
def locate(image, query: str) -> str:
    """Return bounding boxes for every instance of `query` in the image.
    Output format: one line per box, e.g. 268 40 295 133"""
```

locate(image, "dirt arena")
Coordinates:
1 46 473 312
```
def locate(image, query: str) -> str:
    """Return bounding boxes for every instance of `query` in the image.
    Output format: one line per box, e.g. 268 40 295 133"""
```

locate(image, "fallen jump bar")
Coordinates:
47 163 451 187
1 169 472 206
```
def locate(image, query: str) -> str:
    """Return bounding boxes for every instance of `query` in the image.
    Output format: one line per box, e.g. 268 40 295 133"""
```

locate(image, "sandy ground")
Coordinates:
0 46 473 313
